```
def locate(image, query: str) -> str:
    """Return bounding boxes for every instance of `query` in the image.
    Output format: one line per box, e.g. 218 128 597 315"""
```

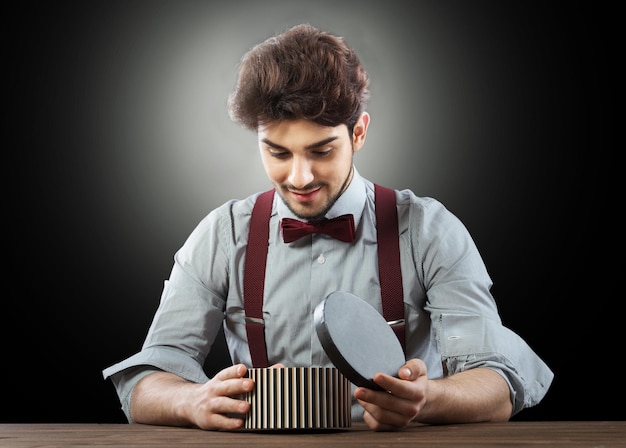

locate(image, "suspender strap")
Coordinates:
374 184 406 352
243 189 274 368
244 185 405 368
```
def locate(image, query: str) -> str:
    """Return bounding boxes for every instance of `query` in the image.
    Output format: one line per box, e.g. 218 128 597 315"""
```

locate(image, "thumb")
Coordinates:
399 366 413 380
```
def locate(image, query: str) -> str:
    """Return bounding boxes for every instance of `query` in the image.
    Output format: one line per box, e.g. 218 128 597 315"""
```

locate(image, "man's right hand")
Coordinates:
130 364 253 431
130 363 285 431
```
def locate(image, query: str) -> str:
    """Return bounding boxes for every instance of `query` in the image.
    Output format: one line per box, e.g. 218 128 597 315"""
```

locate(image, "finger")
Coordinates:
207 369 255 398
357 394 408 429
213 414 246 432
194 395 251 431
199 404 248 432
402 358 427 378
356 383 419 424
372 373 423 413
372 363 424 399
212 394 251 416
372 373 411 396
362 408 400 432
398 366 413 380
213 364 248 381
222 377 255 398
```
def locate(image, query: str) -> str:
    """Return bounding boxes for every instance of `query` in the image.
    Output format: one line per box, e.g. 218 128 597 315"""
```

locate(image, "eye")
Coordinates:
312 148 333 157
268 148 290 159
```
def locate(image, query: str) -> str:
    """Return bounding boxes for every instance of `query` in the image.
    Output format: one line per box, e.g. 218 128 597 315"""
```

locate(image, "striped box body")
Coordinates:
243 367 352 430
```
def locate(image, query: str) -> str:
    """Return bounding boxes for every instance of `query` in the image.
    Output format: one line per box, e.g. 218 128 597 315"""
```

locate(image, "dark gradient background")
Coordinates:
6 1 617 423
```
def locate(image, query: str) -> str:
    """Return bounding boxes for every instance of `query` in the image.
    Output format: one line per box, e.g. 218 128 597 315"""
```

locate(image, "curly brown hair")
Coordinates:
227 24 370 133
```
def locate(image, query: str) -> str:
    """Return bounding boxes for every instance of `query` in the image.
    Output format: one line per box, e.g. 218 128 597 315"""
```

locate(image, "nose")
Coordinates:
288 156 314 189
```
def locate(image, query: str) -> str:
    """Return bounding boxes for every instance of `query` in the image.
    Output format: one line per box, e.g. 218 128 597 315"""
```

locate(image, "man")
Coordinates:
103 23 553 432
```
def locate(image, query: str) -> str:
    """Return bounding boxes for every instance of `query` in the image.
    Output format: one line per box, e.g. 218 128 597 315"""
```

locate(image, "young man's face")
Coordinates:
257 113 369 221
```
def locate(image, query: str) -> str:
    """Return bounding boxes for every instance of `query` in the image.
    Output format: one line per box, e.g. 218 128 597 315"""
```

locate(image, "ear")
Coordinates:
352 112 370 153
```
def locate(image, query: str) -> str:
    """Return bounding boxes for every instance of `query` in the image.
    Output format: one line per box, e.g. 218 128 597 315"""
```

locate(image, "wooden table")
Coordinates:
1 422 624 447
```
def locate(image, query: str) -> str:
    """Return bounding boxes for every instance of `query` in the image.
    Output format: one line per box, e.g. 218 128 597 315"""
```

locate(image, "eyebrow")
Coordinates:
261 136 339 151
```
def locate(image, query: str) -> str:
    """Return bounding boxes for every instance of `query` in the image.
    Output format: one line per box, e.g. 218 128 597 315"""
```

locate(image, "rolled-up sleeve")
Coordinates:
413 196 554 416
102 347 209 422
102 204 233 421
435 313 554 416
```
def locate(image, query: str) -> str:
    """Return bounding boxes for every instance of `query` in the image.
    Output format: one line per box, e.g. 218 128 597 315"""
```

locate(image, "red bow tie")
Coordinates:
280 214 355 243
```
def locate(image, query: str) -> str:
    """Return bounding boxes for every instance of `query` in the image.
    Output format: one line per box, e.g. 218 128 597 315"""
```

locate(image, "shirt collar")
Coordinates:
275 167 366 229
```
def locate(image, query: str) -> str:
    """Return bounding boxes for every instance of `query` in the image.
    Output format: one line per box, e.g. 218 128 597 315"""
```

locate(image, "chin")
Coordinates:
291 204 324 221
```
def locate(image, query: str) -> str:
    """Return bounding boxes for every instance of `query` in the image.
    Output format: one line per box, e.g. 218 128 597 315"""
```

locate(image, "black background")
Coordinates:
5 1 619 424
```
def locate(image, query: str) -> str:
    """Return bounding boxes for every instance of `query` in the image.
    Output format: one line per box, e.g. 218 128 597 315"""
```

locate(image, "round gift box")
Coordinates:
242 366 352 430
314 291 406 391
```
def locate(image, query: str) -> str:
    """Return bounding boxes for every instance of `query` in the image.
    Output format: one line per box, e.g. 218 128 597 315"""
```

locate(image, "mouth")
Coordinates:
288 187 321 203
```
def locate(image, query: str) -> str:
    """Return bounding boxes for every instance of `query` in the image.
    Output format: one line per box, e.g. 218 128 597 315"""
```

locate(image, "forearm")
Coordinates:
419 367 512 424
130 371 200 427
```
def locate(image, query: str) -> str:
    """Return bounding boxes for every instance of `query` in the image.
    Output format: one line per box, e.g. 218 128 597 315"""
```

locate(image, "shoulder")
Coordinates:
382 188 469 242
365 180 441 211
396 189 448 216
374 186 453 223
206 190 270 222
185 191 272 244
363 179 457 226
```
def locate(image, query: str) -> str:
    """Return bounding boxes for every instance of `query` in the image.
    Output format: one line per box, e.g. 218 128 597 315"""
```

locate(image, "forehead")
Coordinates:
258 119 348 144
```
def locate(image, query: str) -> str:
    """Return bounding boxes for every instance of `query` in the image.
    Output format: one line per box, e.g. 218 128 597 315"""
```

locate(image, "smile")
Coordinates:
289 187 321 203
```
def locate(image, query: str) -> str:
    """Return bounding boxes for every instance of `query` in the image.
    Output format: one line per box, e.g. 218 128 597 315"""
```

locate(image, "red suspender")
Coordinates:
244 185 405 368
243 190 274 368
374 184 406 352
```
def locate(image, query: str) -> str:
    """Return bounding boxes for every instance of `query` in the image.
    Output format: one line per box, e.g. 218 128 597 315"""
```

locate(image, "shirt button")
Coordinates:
317 254 326 264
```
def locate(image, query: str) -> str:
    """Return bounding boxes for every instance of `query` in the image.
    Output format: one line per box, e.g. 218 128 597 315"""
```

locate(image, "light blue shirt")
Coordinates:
103 169 553 421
